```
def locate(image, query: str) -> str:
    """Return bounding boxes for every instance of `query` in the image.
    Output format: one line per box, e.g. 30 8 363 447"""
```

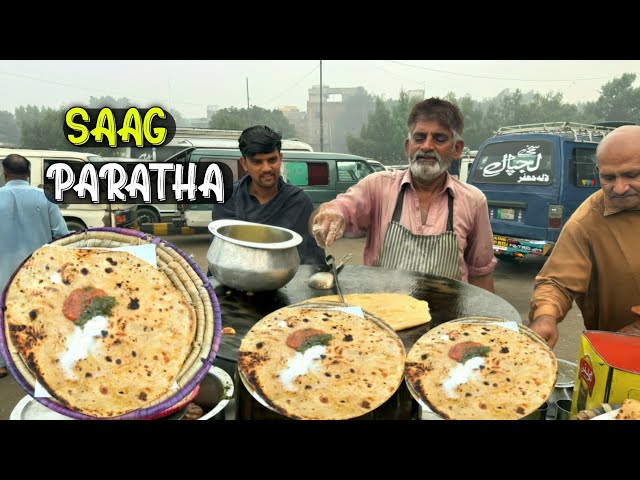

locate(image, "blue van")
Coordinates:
467 122 616 258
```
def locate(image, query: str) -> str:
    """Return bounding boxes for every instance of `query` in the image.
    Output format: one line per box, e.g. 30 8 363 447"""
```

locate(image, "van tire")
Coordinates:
65 220 86 232
136 207 161 225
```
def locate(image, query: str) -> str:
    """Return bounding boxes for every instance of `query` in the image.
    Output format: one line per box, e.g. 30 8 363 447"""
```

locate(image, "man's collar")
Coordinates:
401 169 454 196
4 179 30 186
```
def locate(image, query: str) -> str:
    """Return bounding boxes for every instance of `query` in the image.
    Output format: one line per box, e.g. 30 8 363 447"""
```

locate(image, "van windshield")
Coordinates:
472 141 553 185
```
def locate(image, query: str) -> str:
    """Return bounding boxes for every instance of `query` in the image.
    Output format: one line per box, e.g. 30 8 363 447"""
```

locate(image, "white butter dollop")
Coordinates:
279 345 326 391
442 356 485 398
59 316 108 378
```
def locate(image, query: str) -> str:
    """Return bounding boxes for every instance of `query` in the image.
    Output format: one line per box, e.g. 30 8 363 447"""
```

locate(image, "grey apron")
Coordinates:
377 184 461 280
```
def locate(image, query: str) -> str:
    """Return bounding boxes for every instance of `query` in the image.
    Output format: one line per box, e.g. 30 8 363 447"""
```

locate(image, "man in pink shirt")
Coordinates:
311 98 496 292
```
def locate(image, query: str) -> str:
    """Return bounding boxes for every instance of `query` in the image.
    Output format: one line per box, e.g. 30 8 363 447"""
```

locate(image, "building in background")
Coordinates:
206 105 219 120
279 106 307 141
305 85 375 153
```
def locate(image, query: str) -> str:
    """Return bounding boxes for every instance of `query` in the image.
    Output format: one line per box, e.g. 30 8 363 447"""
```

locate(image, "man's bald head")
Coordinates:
2 154 30 179
596 125 640 161
596 125 640 211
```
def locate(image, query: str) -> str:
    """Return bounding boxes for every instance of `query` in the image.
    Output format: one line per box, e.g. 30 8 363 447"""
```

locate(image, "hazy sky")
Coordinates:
1 60 639 118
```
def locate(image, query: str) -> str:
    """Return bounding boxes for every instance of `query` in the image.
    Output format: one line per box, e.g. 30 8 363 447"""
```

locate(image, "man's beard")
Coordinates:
409 149 453 180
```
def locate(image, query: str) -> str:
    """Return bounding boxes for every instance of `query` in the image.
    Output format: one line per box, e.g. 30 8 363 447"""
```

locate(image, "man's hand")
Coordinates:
528 315 559 348
312 206 346 247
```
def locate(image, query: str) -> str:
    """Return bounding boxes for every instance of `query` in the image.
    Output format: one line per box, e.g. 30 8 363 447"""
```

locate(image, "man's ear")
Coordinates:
239 156 248 170
452 139 465 160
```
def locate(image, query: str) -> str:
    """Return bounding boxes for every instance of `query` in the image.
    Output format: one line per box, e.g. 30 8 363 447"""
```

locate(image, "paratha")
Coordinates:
4 245 196 418
616 398 640 420
238 307 406 420
305 293 431 331
405 321 557 420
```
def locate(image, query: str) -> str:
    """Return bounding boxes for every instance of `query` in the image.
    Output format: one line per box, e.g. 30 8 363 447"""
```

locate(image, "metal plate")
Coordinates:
403 317 554 420
10 366 235 421
10 397 74 420
10 396 189 421
235 303 406 420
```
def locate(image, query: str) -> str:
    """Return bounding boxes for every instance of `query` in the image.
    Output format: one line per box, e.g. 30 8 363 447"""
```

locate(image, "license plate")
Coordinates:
498 208 515 220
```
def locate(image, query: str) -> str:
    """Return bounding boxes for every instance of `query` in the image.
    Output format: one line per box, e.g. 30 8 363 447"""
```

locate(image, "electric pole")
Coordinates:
319 60 323 152
246 77 250 124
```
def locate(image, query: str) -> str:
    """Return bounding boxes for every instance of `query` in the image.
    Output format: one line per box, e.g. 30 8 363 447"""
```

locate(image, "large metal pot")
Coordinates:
207 219 302 292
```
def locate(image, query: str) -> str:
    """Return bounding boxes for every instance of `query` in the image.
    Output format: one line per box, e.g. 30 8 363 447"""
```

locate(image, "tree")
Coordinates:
209 106 295 137
87 96 132 108
14 105 124 156
15 105 67 150
446 93 488 150
0 110 20 145
526 92 579 124
346 97 404 164
390 90 413 158
583 73 640 124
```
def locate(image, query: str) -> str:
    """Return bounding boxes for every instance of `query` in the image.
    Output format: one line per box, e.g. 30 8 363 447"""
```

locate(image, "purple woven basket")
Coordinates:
0 227 222 420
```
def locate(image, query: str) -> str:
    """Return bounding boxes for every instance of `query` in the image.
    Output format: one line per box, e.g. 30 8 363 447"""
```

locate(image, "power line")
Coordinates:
388 61 615 82
262 65 319 106
0 70 208 110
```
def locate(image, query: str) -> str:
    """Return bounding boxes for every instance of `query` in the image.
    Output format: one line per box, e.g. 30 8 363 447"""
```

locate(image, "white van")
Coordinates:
99 157 180 224
458 150 477 183
0 148 139 231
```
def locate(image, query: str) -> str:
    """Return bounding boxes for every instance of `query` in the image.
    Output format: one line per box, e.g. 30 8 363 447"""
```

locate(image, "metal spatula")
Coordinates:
325 254 346 303
307 253 352 292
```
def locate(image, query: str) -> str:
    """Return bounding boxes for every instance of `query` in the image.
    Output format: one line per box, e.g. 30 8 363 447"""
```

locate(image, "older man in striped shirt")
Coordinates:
311 98 496 292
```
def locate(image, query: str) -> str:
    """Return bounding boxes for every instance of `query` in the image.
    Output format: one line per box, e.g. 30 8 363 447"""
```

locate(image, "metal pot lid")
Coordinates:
556 358 577 388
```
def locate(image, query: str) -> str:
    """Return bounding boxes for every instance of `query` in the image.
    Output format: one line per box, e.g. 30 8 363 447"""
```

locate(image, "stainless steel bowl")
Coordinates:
207 219 302 292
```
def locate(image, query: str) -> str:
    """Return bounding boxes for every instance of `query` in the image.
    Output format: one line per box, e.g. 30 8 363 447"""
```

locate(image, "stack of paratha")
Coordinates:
405 320 557 420
238 307 406 419
305 293 431 331
3 245 196 418
616 399 640 420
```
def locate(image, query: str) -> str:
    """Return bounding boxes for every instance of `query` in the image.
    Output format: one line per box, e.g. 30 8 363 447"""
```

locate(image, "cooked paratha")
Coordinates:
616 398 640 420
4 245 196 418
238 307 406 420
305 293 431 331
405 321 557 420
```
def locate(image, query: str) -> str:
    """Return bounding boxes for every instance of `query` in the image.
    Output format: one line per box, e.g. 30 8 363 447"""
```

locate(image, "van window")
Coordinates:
571 147 599 187
337 161 372 182
286 161 329 186
472 141 553 185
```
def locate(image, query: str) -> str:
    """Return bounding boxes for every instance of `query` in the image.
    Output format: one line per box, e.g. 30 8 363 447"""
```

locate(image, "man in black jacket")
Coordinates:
212 125 325 265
